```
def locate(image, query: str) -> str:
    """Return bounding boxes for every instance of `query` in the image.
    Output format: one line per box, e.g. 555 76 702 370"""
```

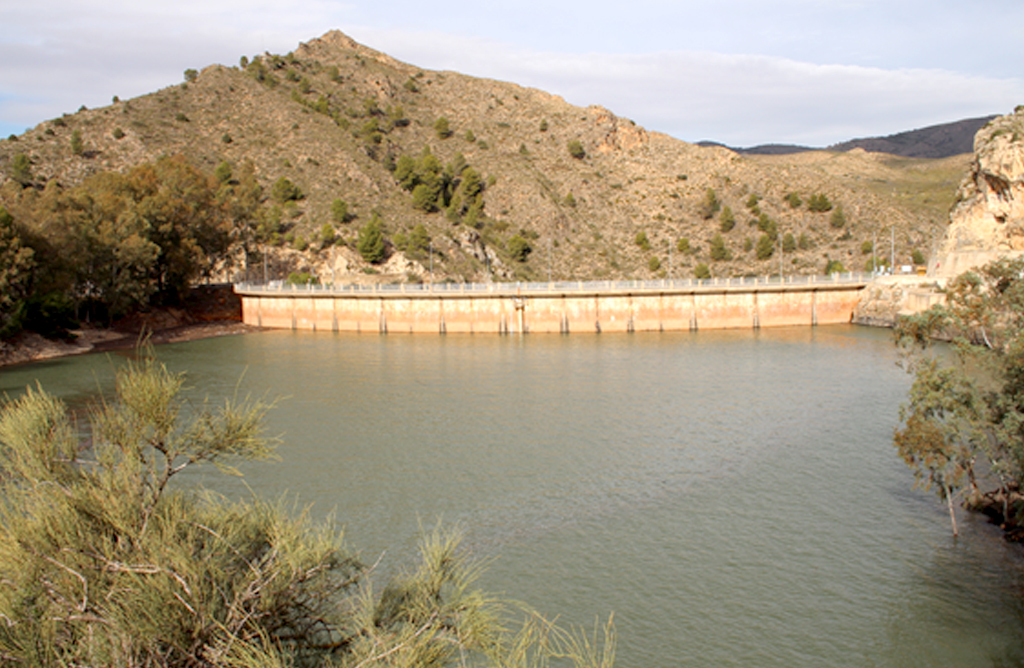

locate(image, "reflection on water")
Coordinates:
2 326 1023 667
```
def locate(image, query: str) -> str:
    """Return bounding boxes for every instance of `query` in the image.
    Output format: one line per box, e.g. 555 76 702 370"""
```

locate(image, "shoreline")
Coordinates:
0 320 262 369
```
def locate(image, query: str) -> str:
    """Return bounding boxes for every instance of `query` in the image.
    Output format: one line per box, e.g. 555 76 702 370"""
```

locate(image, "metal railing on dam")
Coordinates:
235 273 873 334
233 272 872 298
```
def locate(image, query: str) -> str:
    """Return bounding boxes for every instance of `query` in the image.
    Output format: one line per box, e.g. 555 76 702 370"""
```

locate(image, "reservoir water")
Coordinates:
2 325 1023 667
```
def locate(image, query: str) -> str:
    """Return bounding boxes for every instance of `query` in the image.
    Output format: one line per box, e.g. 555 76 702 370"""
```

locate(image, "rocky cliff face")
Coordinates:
932 108 1024 277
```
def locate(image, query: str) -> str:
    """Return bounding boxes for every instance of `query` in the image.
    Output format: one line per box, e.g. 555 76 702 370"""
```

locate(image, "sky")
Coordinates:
1 0 1022 147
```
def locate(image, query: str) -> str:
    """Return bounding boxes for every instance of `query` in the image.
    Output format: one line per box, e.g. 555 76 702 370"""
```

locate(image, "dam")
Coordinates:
234 273 872 334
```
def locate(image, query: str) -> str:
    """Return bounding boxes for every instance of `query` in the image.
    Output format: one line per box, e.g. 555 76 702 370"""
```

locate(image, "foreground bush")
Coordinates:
0 353 614 667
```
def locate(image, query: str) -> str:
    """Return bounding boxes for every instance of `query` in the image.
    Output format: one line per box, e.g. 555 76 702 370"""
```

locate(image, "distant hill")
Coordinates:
828 116 998 158
703 116 998 159
0 30 972 283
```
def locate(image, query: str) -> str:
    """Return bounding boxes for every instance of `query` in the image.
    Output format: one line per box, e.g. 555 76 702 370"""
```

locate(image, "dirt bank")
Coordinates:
0 285 262 369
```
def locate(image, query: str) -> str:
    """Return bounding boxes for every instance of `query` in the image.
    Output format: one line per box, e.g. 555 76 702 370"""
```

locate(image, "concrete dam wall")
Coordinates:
236 276 870 334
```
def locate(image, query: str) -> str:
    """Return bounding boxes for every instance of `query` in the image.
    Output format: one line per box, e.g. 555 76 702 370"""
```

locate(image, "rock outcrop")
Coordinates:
853 276 946 328
932 108 1024 277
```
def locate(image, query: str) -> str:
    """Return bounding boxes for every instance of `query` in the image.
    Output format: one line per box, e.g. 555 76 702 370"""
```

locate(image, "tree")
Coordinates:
782 232 796 253
756 233 775 260
434 116 452 139
213 160 232 183
676 237 691 254
508 234 532 262
830 205 846 228
183 68 198 83
635 231 650 251
0 353 617 667
271 177 302 204
71 129 84 156
807 193 833 212
648 256 661 272
757 213 777 239
719 206 735 233
9 153 32 186
894 257 1024 536
785 192 802 209
694 262 711 279
698 188 720 219
319 223 336 248
567 140 586 160
408 223 431 256
709 233 732 261
0 208 34 338
330 198 350 224
357 213 387 264
824 258 845 274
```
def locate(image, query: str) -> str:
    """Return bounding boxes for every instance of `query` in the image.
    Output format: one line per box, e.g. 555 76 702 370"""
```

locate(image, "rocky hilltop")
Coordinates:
0 30 972 283
932 108 1024 277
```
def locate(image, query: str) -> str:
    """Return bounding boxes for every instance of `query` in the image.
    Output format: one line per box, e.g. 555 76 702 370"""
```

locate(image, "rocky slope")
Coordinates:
932 108 1024 277
0 30 974 283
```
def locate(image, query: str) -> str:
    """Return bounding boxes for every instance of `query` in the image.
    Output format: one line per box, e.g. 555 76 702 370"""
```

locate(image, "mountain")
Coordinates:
828 116 998 158
703 116 998 158
0 30 973 283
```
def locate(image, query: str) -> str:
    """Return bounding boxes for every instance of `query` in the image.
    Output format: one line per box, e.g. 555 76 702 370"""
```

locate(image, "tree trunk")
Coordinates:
945 484 959 537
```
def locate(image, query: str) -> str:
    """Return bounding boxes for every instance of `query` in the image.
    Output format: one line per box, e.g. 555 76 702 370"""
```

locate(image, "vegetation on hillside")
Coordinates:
894 257 1024 538
0 29 958 329
0 351 616 667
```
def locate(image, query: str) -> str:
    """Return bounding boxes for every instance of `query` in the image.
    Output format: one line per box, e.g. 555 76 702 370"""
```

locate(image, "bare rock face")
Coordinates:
933 108 1024 277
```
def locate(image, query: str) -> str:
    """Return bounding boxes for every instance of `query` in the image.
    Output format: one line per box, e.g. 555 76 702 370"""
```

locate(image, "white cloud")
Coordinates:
349 29 1024 146
1 5 1022 146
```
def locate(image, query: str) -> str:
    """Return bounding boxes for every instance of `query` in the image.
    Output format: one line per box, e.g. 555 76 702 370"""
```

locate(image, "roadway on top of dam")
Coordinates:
234 272 873 299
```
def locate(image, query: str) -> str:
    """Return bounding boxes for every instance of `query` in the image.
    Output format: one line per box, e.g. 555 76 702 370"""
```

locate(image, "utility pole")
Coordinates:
779 231 784 281
873 232 878 275
548 238 552 283
891 226 896 274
